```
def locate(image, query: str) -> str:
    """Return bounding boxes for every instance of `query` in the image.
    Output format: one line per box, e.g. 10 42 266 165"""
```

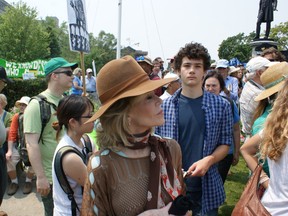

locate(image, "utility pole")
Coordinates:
116 0 122 59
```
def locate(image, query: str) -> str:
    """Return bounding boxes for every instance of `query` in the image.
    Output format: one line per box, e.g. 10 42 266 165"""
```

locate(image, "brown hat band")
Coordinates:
99 73 149 104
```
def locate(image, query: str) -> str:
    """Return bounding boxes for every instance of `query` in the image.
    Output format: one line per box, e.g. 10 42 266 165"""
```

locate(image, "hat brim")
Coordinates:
138 60 153 66
216 65 228 69
64 62 78 69
4 77 13 83
86 77 176 123
229 68 240 75
255 81 284 101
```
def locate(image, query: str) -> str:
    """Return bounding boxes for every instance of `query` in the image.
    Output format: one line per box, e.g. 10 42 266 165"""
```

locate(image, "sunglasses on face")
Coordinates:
54 70 73 77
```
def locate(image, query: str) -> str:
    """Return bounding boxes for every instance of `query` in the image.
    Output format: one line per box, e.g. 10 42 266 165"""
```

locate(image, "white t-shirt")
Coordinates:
261 141 288 215
52 133 93 216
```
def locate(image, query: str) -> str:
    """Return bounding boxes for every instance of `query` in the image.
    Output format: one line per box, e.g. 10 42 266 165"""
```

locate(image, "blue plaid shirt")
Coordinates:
155 88 233 214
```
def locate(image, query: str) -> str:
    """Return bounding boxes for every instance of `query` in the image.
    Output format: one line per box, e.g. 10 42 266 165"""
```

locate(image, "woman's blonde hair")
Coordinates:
97 95 141 149
260 79 288 161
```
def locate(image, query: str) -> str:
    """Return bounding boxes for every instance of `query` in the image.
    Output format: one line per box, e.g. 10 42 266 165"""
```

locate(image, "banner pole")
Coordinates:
80 51 86 96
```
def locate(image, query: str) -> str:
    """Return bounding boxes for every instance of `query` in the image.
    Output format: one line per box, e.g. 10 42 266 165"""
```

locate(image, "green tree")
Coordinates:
218 33 252 63
0 2 50 62
269 21 288 50
84 31 117 73
41 17 62 58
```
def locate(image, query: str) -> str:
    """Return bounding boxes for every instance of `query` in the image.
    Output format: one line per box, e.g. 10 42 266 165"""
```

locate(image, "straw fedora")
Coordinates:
255 62 288 101
87 56 176 123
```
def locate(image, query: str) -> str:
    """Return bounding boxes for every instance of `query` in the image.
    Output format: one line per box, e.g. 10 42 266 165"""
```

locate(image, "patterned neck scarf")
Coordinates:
127 132 182 209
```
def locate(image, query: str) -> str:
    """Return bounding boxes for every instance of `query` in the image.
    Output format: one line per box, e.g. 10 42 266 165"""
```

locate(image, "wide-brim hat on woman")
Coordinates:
228 66 240 75
15 96 31 107
86 55 176 123
255 62 288 101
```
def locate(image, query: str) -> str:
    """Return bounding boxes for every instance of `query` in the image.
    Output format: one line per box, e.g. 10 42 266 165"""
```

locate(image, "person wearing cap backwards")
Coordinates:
156 42 233 215
0 66 12 216
216 59 239 103
84 68 98 104
241 62 288 216
239 56 270 141
23 57 77 215
5 96 34 196
160 73 181 100
81 56 187 215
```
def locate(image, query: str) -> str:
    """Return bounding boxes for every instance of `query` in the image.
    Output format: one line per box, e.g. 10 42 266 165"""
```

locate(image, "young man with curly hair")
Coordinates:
155 42 233 215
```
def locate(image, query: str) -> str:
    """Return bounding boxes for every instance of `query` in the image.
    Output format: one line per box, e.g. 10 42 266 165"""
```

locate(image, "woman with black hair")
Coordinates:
52 95 96 216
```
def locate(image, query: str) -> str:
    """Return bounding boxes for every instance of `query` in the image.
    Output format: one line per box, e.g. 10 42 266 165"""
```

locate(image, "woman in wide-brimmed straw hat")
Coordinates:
241 77 288 215
81 56 186 215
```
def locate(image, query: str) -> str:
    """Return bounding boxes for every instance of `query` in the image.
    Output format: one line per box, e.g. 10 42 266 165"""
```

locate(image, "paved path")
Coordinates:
1 169 44 216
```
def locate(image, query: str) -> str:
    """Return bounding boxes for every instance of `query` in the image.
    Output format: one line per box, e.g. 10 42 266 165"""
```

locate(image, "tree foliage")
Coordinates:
269 21 288 50
218 33 252 63
218 22 288 62
0 2 50 62
41 17 62 58
84 31 117 73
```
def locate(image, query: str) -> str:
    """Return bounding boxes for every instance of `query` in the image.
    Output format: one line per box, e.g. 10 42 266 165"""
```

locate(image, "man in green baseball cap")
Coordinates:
23 57 77 215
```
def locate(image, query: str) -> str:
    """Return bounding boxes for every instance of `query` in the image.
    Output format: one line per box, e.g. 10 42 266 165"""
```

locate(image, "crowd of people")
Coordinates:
0 42 287 216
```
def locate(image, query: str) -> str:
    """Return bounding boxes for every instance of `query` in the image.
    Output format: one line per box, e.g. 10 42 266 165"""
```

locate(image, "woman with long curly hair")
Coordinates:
241 61 288 215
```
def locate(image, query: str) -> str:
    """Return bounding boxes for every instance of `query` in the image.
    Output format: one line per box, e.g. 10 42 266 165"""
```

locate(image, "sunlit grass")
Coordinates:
218 156 249 216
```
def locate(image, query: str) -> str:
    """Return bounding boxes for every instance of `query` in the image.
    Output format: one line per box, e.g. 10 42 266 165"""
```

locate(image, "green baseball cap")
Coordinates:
44 57 78 76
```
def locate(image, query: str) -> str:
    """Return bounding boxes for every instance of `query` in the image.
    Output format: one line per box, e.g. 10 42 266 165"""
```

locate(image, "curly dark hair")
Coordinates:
174 42 211 72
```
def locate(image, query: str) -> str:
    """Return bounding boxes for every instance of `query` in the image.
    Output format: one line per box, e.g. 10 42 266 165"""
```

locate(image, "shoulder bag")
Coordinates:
231 165 271 216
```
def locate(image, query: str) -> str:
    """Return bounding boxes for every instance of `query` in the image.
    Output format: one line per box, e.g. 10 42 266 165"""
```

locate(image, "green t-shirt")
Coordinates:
24 89 62 183
1 110 12 127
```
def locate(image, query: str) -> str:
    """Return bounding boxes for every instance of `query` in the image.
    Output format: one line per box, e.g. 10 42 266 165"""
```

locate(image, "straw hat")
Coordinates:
255 62 288 101
87 56 176 123
228 66 241 75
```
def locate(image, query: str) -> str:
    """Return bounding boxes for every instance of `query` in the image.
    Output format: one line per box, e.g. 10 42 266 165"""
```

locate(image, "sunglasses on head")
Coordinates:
54 70 73 77
136 56 145 61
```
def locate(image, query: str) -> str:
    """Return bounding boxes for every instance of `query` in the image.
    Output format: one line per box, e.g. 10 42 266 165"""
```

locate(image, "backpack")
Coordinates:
18 94 57 166
54 134 92 216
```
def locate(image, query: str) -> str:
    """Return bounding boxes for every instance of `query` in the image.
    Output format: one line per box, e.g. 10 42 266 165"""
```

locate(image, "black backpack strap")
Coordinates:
82 134 93 164
17 113 24 149
54 146 85 216
30 94 57 143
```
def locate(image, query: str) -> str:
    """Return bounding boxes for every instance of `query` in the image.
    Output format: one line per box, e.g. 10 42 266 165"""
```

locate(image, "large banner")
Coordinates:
67 0 90 53
0 58 47 79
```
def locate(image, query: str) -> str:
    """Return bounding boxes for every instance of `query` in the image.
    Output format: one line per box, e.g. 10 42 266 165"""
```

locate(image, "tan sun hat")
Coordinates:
228 66 241 75
255 62 288 101
86 55 176 123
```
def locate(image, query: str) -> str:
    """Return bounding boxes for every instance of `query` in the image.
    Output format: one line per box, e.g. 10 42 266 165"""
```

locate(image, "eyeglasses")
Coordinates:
54 70 73 77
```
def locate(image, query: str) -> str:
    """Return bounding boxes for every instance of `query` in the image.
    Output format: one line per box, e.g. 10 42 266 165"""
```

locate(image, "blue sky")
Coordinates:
6 0 288 62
